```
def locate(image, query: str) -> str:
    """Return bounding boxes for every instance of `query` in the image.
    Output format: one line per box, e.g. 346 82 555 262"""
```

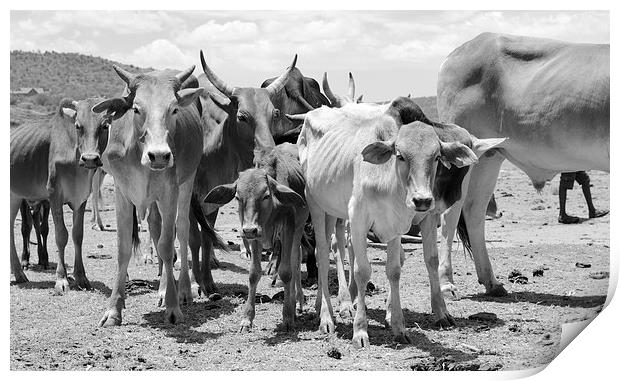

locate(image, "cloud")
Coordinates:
175 20 259 46
51 11 181 35
110 39 196 70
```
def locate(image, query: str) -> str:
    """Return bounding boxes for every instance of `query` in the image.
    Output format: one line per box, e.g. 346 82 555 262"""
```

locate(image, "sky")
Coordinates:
10 10 609 99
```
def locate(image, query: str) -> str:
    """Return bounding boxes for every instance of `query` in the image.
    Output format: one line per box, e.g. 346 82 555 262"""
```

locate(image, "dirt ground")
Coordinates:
10 162 609 371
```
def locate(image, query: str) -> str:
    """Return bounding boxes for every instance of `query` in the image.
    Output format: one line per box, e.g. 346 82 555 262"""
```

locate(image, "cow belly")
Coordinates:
306 179 352 219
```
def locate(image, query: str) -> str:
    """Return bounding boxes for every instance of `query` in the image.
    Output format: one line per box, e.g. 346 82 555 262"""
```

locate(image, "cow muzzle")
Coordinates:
144 148 173 171
412 195 434 212
79 153 102 169
242 226 262 240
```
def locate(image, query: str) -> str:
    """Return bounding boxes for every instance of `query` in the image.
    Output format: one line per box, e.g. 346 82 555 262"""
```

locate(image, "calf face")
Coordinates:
204 168 305 240
362 121 477 212
92 66 204 171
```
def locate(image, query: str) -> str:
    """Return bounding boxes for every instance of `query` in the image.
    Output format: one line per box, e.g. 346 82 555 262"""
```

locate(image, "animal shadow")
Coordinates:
464 291 607 308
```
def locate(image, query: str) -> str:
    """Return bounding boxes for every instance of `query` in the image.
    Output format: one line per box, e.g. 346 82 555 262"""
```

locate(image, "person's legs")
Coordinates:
575 171 609 219
559 172 579 224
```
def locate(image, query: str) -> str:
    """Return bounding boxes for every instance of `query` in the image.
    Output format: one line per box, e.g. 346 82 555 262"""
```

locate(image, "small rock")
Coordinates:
576 262 592 268
468 312 497 322
366 281 376 293
508 270 529 284
538 333 555 346
231 228 238 232
531 205 545 211
137 356 146 363
102 350 112 359
479 361 503 371
533 267 544 277
326 347 342 360
589 271 609 280
508 323 521 332
97 244 104 249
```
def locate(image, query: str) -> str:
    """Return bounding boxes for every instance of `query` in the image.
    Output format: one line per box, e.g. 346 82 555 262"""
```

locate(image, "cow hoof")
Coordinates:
164 306 184 325
73 275 92 290
178 291 193 306
394 332 413 345
200 281 219 297
91 223 103 231
14 271 29 284
21 260 30 270
441 284 462 301
99 309 122 327
239 320 252 333
487 284 508 297
38 260 49 270
352 332 370 349
339 302 355 319
54 278 70 294
191 282 200 299
434 314 456 328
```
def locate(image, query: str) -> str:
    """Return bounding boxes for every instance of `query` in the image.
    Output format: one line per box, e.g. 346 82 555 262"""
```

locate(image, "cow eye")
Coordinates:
396 153 405 161
272 109 281 118
234 195 240 201
237 112 248 122
75 123 82 130
171 108 179 115
263 194 270 200
101 122 110 130
133 107 141 115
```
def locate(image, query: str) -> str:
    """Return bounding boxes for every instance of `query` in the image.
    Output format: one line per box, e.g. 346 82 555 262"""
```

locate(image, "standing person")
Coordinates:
558 171 609 224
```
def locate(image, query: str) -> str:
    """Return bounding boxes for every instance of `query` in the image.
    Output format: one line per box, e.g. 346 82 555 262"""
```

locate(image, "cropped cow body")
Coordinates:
298 98 503 347
10 98 110 292
436 32 609 297
205 144 308 331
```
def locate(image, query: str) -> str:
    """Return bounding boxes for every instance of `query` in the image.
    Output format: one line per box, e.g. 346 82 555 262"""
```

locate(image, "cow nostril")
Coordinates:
162 152 171 161
413 197 433 208
147 152 156 162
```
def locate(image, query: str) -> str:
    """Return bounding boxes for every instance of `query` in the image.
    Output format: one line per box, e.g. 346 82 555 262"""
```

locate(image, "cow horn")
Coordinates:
347 72 355 101
112 65 136 87
290 89 315 111
175 65 195 85
200 50 234 97
266 54 297 97
285 113 307 122
322 72 340 106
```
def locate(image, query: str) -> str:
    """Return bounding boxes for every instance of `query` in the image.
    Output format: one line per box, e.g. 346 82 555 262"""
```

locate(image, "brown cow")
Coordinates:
10 98 110 292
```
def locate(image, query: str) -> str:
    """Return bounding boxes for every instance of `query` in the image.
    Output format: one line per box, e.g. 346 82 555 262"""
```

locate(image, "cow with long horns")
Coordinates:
92 65 211 326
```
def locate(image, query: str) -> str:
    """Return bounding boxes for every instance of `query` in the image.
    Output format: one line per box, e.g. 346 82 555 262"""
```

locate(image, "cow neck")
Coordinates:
50 112 80 166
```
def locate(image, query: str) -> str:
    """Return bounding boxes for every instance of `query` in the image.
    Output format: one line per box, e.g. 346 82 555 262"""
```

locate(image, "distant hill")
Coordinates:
10 50 152 101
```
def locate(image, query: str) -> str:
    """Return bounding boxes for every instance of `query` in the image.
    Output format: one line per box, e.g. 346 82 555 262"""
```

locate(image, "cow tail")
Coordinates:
456 212 473 259
191 194 229 253
131 205 141 258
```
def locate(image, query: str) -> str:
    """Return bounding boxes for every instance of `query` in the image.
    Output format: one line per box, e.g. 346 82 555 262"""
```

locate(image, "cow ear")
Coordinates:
204 182 237 205
92 98 131 120
471 137 507 158
362 140 395 164
61 108 77 119
177 87 204 107
268 176 306 208
439 141 478 168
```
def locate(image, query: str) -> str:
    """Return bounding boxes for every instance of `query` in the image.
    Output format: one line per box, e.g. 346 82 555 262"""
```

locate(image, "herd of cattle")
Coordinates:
10 32 609 348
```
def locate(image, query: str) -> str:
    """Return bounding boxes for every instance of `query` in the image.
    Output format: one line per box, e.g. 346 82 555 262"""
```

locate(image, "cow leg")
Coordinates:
147 203 163 277
349 211 370 348
292 218 306 313
346 224 357 305
279 225 296 330
240 239 262 332
71 201 91 290
188 212 202 297
199 209 220 298
11 196 28 283
99 188 133 327
175 178 194 306
307 194 335 334
207 211 220 269
90 168 105 230
50 199 70 293
157 191 183 324
334 218 354 318
20 200 32 269
439 199 463 300
462 152 506 296
420 214 455 327
384 237 411 344
35 201 50 269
